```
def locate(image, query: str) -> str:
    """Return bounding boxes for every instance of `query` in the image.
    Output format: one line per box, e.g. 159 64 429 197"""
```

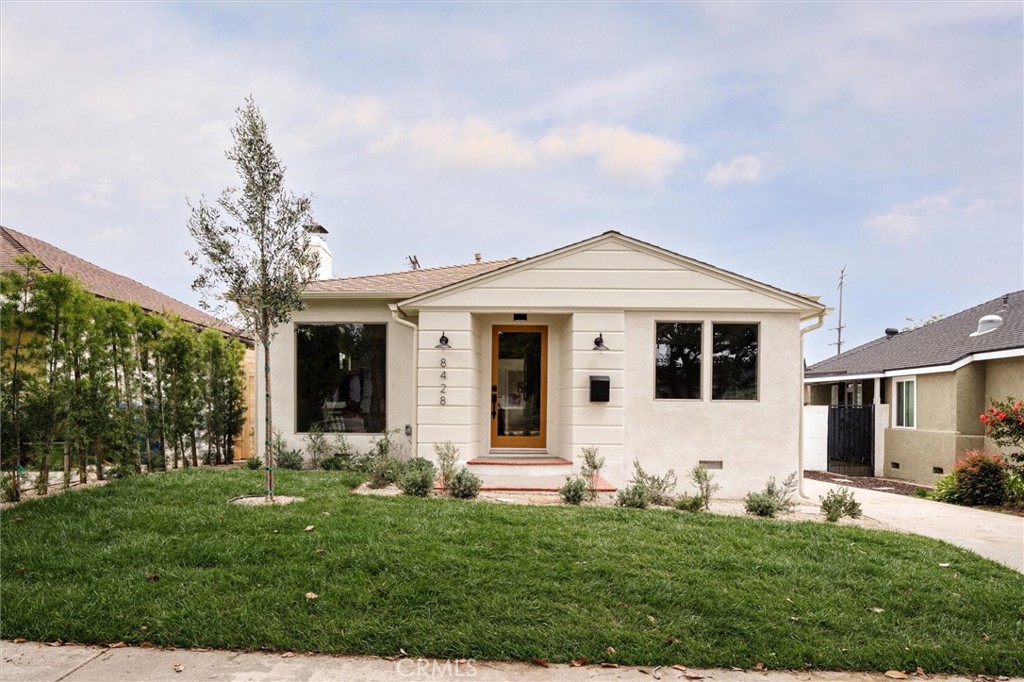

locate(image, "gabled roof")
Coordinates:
806 290 1024 378
397 230 826 317
1 226 244 338
304 258 519 297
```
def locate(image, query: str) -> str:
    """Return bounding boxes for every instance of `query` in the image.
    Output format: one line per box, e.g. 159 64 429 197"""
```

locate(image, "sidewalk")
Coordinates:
0 640 996 682
802 478 1024 573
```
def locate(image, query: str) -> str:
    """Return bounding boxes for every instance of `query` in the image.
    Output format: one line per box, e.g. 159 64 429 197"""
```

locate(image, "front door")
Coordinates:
491 325 547 449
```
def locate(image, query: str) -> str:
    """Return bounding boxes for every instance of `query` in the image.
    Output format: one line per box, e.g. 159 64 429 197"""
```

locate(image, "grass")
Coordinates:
2 469 1023 674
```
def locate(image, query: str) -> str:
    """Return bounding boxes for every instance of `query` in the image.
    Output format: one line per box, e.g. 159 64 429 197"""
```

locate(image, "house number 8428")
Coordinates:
439 358 447 405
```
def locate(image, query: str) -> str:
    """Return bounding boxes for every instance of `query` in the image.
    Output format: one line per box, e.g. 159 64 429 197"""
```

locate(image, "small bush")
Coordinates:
106 464 139 480
245 456 263 471
1 472 20 503
744 472 798 518
819 487 862 523
448 467 481 499
615 482 649 509
689 464 720 511
320 456 347 471
674 493 704 513
559 476 587 505
628 459 676 506
275 448 305 471
743 491 779 517
434 441 459 491
580 446 605 500
399 458 437 497
367 457 400 489
951 451 1007 506
304 425 332 470
1005 468 1024 508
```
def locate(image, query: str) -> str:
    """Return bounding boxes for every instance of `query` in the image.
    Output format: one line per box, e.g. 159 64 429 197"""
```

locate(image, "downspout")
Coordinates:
798 310 829 499
389 303 419 456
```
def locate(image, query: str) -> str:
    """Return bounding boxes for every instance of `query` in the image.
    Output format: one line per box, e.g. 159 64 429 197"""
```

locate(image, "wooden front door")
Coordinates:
490 325 547 449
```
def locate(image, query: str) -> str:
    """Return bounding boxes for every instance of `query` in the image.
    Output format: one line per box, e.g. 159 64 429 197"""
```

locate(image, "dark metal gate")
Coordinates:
827 405 874 477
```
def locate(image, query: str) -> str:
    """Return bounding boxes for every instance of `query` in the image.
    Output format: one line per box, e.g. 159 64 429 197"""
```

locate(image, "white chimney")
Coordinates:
305 224 333 280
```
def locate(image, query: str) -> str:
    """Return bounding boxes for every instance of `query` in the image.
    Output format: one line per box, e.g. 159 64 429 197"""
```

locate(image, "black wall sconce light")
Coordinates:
593 333 609 351
435 332 452 350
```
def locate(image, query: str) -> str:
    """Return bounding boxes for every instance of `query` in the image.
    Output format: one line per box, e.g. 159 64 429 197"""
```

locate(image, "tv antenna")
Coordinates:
830 266 846 355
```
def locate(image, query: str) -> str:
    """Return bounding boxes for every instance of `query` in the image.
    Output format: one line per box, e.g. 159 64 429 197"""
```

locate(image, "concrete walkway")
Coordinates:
0 640 1000 682
802 478 1024 573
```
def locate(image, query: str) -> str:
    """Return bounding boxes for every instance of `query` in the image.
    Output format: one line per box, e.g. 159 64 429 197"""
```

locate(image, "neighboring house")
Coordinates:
0 225 257 460
804 291 1024 485
261 231 826 496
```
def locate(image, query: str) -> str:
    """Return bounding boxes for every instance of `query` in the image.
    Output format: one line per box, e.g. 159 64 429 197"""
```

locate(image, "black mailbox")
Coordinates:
589 375 610 403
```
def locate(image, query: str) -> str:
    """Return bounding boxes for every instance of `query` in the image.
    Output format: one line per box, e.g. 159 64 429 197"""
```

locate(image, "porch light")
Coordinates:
593 333 609 351
435 332 452 350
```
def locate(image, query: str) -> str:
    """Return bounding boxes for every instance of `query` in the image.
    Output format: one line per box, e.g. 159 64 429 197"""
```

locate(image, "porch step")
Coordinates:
466 456 573 478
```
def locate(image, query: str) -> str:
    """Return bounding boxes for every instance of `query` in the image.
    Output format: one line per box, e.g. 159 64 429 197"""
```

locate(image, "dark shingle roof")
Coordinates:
806 290 1024 377
305 259 518 296
1 226 244 338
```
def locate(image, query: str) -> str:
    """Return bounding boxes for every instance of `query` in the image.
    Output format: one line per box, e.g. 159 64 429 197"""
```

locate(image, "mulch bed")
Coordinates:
803 470 930 497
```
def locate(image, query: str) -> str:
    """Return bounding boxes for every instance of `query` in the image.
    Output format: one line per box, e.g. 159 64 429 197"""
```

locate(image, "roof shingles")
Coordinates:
806 290 1024 376
1 226 243 338
305 259 518 296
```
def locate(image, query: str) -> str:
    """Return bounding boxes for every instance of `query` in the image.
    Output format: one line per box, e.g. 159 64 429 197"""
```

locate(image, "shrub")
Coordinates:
106 464 139 480
320 456 347 471
434 441 459 491
615 482 649 509
275 448 305 471
980 397 1024 464
579 446 605 500
367 457 400 489
559 476 587 505
245 456 263 470
628 459 676 506
399 458 437 497
689 464 720 511
674 493 704 513
744 472 798 518
304 425 332 470
1005 468 1024 508
935 451 1007 507
819 487 862 523
1 471 20 503
743 492 779 517
448 467 481 499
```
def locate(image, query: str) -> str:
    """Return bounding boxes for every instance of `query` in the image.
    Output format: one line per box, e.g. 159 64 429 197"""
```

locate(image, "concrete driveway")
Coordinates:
802 478 1024 573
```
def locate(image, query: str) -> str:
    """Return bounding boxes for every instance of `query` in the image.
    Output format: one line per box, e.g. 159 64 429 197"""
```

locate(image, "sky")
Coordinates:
1 1 1021 363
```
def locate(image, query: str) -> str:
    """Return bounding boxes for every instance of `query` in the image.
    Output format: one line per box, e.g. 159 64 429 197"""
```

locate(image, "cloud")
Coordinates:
863 192 956 242
89 227 131 241
74 179 114 207
538 124 688 185
409 118 536 169
705 155 764 185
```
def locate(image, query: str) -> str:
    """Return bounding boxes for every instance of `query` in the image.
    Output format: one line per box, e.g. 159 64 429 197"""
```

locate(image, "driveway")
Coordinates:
802 478 1024 573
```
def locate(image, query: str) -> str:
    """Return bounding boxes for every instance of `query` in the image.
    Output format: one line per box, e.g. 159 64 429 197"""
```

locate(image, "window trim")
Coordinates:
710 321 760 402
893 377 916 429
653 320 705 401
294 321 389 435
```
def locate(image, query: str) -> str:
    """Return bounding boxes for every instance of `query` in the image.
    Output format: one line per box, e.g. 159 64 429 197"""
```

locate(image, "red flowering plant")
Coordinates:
980 397 1024 465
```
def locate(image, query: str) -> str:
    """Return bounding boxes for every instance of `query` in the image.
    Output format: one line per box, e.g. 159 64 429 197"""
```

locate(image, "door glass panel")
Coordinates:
496 331 542 438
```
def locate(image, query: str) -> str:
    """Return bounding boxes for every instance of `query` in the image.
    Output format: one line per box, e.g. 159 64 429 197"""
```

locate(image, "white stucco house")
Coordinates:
258 231 827 497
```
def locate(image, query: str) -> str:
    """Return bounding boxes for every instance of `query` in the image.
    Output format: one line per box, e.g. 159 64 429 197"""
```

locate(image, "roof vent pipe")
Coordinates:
884 328 899 338
970 315 1003 337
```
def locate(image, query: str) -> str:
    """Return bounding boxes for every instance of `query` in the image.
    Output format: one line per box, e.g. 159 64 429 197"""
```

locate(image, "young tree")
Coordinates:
187 97 319 500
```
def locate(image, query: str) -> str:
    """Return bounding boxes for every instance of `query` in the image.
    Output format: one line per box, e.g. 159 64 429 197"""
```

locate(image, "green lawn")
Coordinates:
2 470 1022 674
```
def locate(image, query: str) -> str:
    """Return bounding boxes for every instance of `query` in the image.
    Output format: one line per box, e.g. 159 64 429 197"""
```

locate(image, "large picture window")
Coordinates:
711 323 758 400
655 322 702 399
296 324 387 433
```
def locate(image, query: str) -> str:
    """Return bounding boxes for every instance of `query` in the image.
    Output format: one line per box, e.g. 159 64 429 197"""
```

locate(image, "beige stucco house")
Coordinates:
260 231 826 496
804 291 1024 485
